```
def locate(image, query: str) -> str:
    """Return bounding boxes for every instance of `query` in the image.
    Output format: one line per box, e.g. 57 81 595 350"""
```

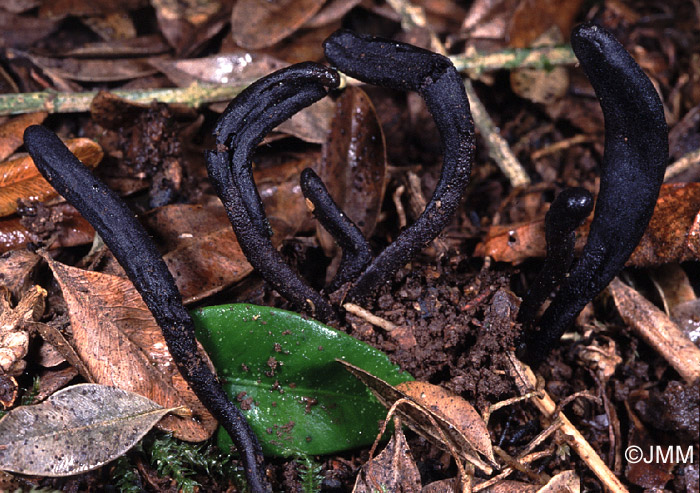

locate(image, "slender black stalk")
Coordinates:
323 30 475 302
24 125 271 493
206 63 340 322
519 23 668 364
300 167 372 292
517 187 593 326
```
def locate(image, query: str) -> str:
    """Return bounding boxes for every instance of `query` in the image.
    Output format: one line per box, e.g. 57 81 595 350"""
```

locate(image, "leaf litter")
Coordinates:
0 0 698 490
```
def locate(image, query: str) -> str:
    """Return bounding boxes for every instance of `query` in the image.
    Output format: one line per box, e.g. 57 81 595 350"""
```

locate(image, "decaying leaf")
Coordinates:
46 258 217 441
507 0 583 48
353 422 421 493
275 96 335 144
0 204 95 254
338 360 497 474
0 383 177 476
30 321 92 380
143 202 254 303
0 138 103 217
0 285 45 375
477 183 700 266
536 470 579 492
609 278 700 383
144 153 316 303
0 113 48 161
231 0 325 50
304 0 362 28
150 0 227 55
631 182 700 265
397 380 496 468
150 53 288 87
317 86 387 255
0 249 40 298
13 50 159 83
0 11 59 49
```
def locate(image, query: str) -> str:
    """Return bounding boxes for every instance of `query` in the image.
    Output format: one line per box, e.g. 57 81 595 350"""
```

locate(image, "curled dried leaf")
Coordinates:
0 138 103 217
339 360 497 474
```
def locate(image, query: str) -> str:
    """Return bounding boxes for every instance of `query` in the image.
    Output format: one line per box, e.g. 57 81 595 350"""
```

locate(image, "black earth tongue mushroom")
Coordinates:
300 167 372 292
23 125 272 493
206 63 339 322
516 187 593 327
519 22 668 365
323 30 476 303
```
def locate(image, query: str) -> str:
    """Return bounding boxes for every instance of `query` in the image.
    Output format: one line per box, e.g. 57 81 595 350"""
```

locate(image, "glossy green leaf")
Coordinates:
191 304 413 457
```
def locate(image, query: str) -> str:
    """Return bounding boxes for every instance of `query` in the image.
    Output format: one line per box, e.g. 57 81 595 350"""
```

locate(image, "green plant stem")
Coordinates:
0 82 247 116
0 47 576 118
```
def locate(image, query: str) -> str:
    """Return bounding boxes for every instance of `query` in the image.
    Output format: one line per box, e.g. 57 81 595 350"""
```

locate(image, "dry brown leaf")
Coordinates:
609 278 700 383
275 96 335 144
0 11 59 48
151 0 227 55
57 35 170 58
0 285 45 376
258 21 340 64
536 470 579 492
46 258 217 441
507 0 583 48
462 0 516 40
29 321 92 380
649 264 696 313
0 204 95 254
477 183 700 265
38 0 147 18
631 182 700 265
15 51 159 82
82 11 137 41
353 424 422 493
397 380 496 467
143 202 254 303
317 86 387 256
0 113 47 161
2 0 41 14
474 479 539 492
34 366 80 402
0 139 103 217
150 52 287 87
339 360 497 474
144 154 315 303
422 477 460 492
0 250 40 299
304 0 362 28
231 0 325 50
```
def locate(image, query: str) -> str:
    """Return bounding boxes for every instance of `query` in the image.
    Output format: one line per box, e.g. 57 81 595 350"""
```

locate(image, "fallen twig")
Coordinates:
506 352 629 493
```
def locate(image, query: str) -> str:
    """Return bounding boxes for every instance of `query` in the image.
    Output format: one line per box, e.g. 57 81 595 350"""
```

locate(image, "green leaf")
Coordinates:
191 304 413 457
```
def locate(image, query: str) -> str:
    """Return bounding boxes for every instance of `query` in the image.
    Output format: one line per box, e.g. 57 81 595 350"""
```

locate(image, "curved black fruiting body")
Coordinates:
323 30 475 302
520 23 668 364
300 168 372 292
517 187 593 326
206 63 340 322
23 125 271 493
